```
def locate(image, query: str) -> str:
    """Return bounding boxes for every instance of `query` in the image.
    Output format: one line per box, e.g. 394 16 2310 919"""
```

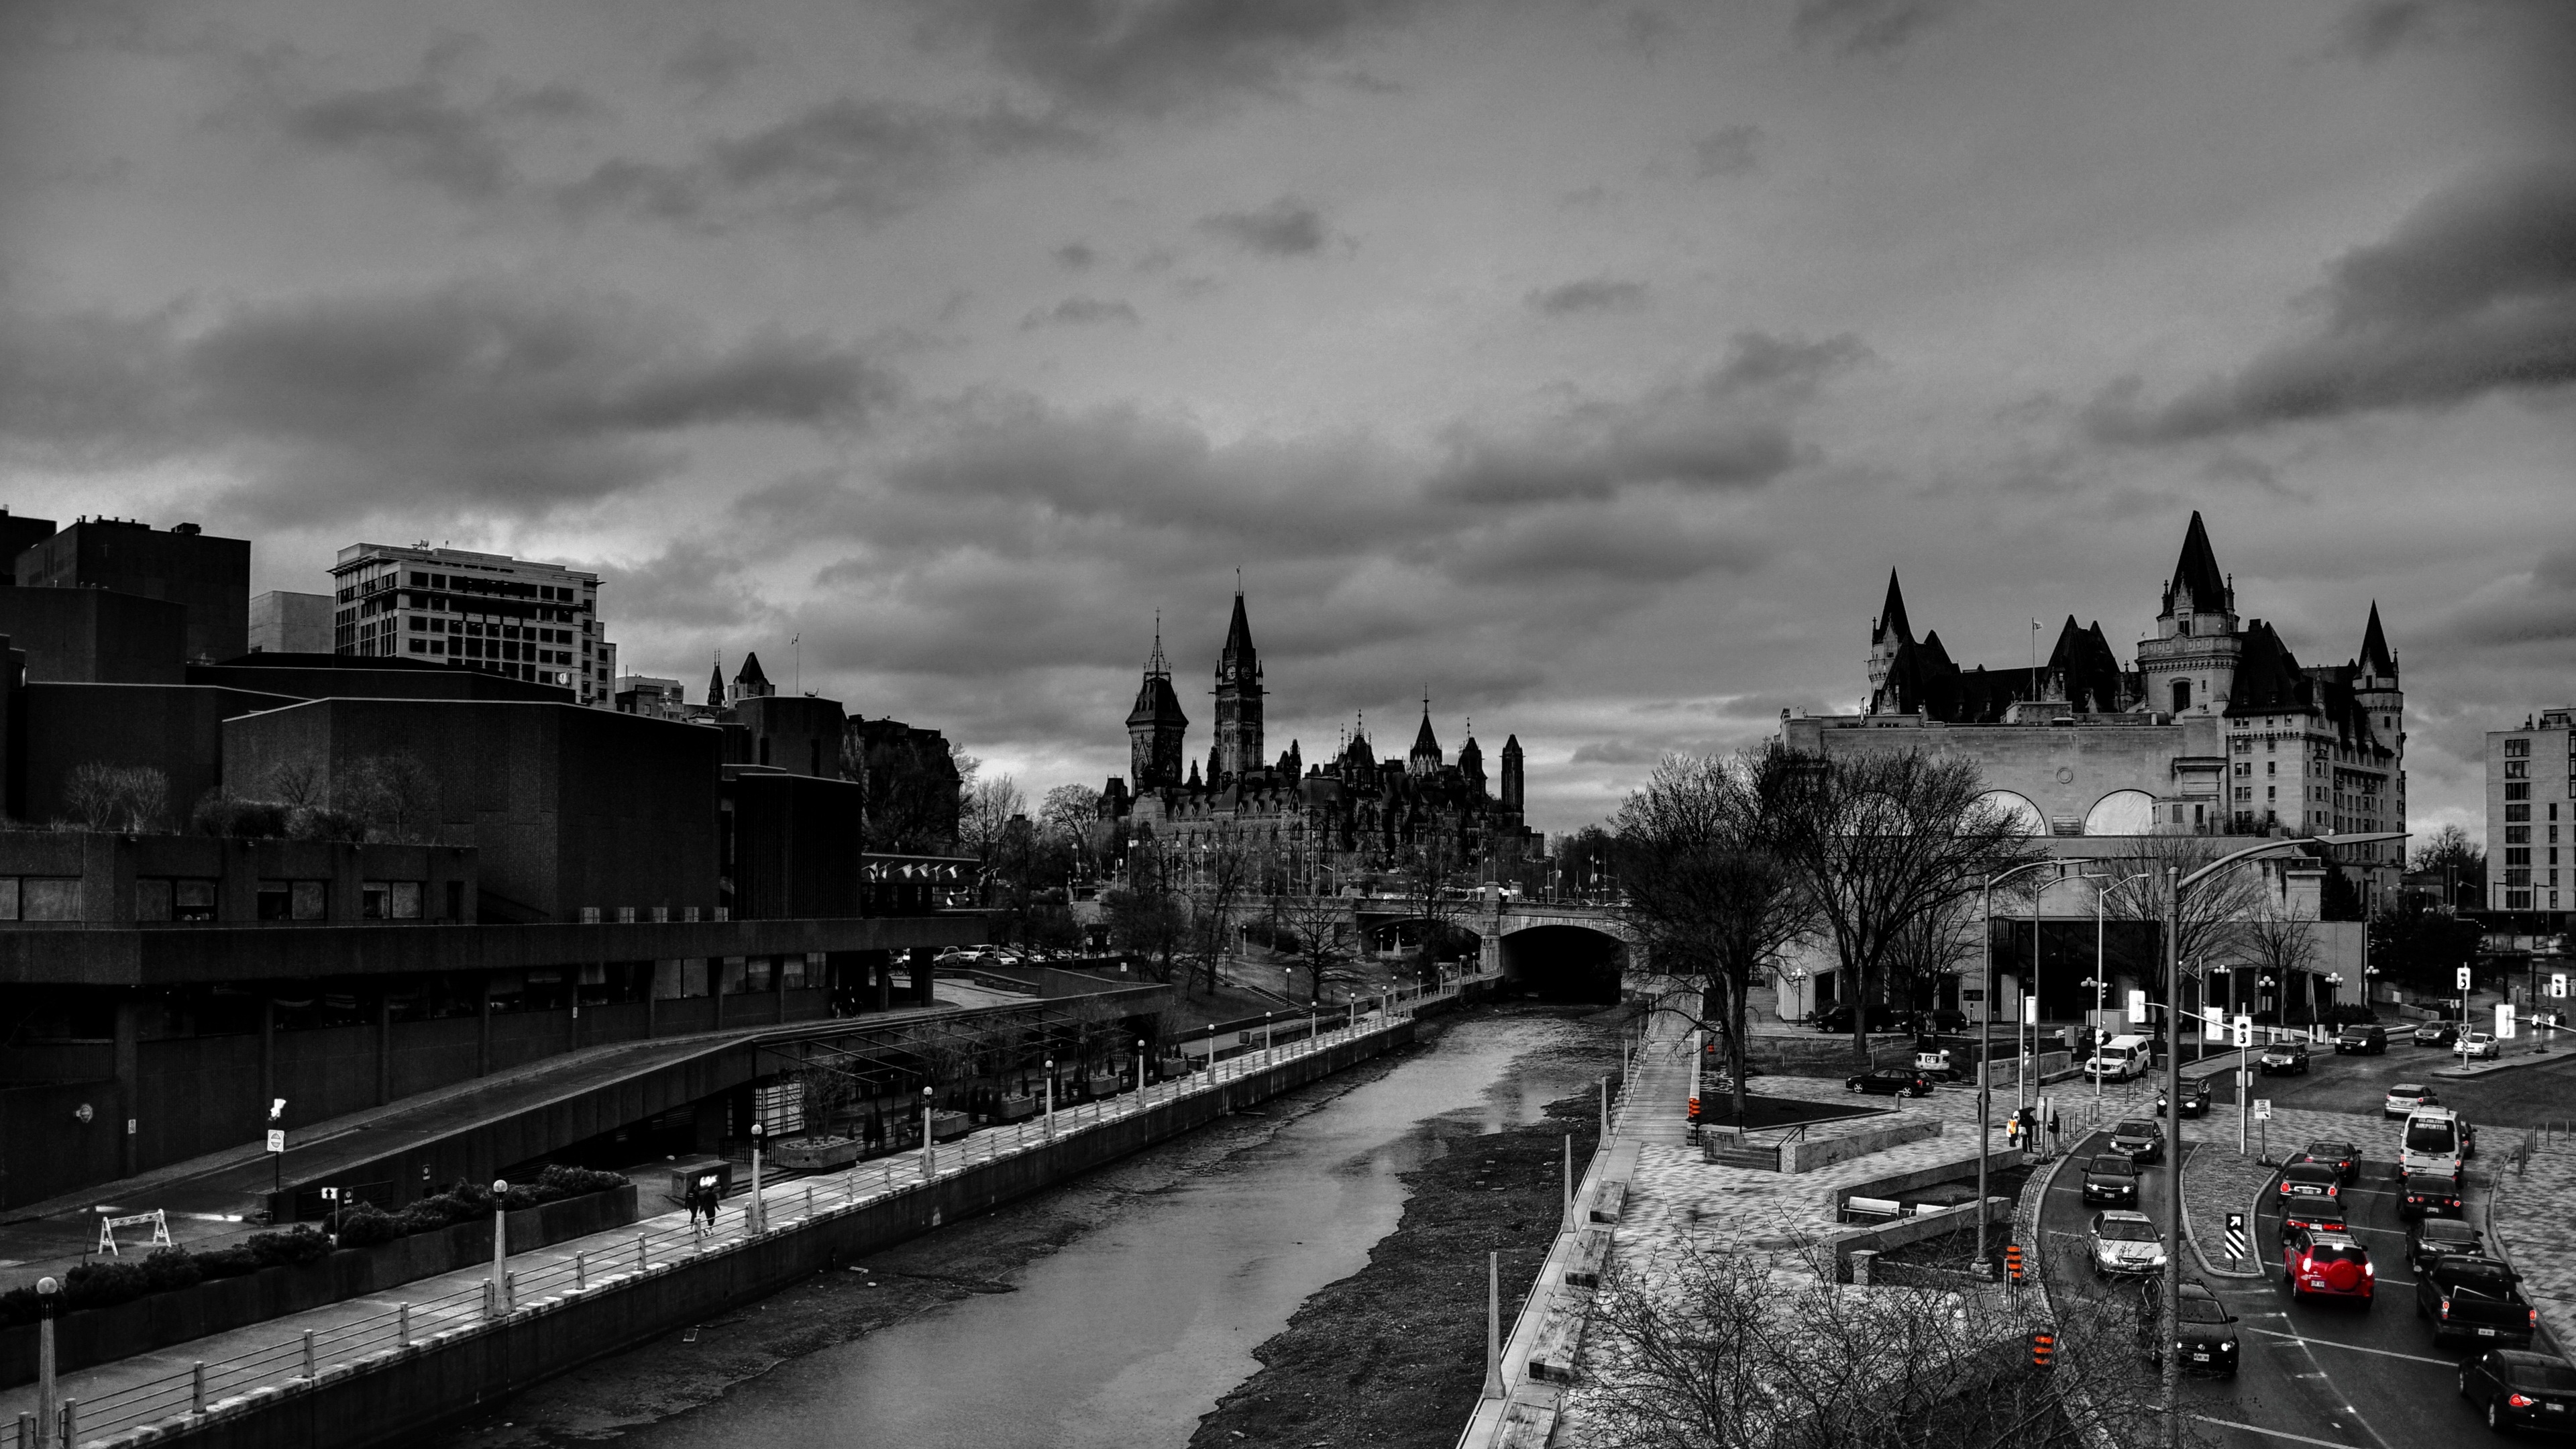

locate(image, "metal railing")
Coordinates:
33 991 1464 1448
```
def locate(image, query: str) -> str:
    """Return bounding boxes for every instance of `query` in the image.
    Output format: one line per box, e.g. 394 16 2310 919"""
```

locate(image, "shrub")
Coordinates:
138 1246 202 1293
191 1245 259 1280
192 793 292 839
335 1202 397 1248
533 1164 628 1201
60 1259 151 1313
245 1226 331 1269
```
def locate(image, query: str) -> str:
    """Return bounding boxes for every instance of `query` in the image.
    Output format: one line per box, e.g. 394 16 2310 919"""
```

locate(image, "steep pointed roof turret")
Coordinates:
2161 511 2233 616
706 653 724 708
1222 588 1254 655
1126 614 1188 730
1412 704 1440 755
2359 601 2397 679
733 650 773 699
1875 570 1913 645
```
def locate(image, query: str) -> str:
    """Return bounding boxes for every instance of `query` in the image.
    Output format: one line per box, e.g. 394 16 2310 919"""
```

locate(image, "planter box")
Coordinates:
929 1110 972 1142
991 1095 1037 1123
771 1136 860 1171
0 1182 638 1387
1086 1074 1120 1097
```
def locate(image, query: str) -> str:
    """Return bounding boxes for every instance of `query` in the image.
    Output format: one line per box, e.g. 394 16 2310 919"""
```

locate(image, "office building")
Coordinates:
248 590 335 654
329 543 617 707
2489 707 2573 922
15 517 252 663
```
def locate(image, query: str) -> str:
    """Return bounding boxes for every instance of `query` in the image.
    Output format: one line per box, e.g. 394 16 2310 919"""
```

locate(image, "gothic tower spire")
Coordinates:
1126 612 1189 790
1210 586 1265 785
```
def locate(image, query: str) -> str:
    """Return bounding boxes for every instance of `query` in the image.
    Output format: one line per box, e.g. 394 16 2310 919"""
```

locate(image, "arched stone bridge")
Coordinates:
1344 896 1635 1003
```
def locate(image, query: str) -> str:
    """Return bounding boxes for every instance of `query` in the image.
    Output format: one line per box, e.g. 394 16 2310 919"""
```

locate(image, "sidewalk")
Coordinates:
0 995 1439 1449
0 1001 978 1292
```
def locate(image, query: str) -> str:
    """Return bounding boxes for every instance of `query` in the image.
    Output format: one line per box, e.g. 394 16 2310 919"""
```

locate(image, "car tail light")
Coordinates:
2300 1254 2312 1274
2534 1309 2542 1329
2327 1185 2338 1196
2511 1394 2538 1409
2441 1299 2451 1319
2364 1261 2374 1277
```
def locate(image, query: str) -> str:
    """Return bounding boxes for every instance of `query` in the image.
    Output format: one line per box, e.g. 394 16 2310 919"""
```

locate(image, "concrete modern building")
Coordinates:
329 543 617 707
2488 706 2573 923
614 674 690 720
248 590 334 655
15 517 252 664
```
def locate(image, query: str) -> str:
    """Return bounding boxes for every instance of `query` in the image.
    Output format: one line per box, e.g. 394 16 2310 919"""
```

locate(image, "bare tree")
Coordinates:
1104 831 1192 983
61 763 170 833
1039 783 1103 879
2235 898 2322 1022
1186 824 1262 996
343 753 439 843
1613 747 1816 1122
267 760 326 810
2100 835 2267 1034
1268 885 1364 1004
1578 1239 2190 1449
1389 832 1477 988
1772 749 2044 1066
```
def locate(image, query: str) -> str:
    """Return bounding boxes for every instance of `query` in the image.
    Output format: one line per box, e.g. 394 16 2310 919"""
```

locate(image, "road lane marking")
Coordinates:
2192 1415 2368 1448
2239 1325 2454 1366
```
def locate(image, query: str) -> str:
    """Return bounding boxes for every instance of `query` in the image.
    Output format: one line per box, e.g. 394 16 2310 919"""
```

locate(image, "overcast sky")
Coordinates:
3 0 2571 841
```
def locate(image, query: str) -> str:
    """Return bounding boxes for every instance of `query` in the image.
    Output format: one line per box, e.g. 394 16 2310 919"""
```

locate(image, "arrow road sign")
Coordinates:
2224 1211 2248 1260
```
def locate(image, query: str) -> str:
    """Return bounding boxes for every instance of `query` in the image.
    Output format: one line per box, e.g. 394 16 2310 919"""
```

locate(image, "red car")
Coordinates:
2282 1222 2375 1305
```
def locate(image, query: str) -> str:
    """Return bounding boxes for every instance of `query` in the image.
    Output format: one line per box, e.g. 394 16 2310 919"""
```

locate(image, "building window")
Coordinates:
2509 804 2531 822
2508 890 2533 909
2507 761 2530 780
21 877 79 920
2172 680 2192 712
2506 737 2531 757
2508 826 2530 844
258 879 327 921
2508 783 2531 801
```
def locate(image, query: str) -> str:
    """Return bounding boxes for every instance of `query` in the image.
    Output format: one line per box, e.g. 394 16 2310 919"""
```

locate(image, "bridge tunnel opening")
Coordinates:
1497 925 1625 1004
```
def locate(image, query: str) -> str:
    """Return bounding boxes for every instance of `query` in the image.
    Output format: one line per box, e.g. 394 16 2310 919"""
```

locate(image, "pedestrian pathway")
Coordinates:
2489 1141 2576 1353
0 981 1477 1449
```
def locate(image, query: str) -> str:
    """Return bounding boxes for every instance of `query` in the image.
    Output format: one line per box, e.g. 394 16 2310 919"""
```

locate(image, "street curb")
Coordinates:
2479 1155 2563 1358
2178 1143 2271 1280
2015 1143 2121 1449
2430 1051 2569 1081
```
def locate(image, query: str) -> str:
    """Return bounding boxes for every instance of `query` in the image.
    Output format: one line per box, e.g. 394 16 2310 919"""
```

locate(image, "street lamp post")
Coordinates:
34 1275 58 1449
2157 830 2405 1449
749 1118 765 1234
1977 857 2059 1270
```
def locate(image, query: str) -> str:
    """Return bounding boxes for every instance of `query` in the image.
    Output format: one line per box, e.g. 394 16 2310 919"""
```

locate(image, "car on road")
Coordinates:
2085 1034 2155 1082
2385 1082 2441 1118
2276 1160 2346 1210
2419 1255 2537 1348
2459 1350 2576 1435
2088 1210 2169 1279
2403 1173 2467 1221
2082 1153 2142 1207
2463 1030 2505 1061
2155 1077 2213 1118
2291 1140 2362 1185
2414 1020 2461 1048
1813 1003 1906 1034
2334 1022 2389 1055
2407 1216 2486 1273
2259 1040 2312 1075
2168 1281 2241 1377
2402 1108 2468 1187
2107 1118 2167 1165
2282 1201 2347 1238
2281 1222 2375 1305
1843 1067 1934 1097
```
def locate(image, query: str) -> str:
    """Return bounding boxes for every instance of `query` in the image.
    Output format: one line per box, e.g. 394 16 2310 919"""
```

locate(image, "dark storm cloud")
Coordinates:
1526 278 1648 315
594 537 768 632
561 99 1095 226
2328 1 2439 60
1020 296 1140 328
1440 502 1764 584
2086 162 2576 443
663 30 761 93
1791 0 1971 56
2430 544 2576 648
924 0 1424 118
1051 241 1100 269
258 48 604 203
0 279 898 525
1195 198 1330 256
1429 331 1869 504
1692 123 1763 178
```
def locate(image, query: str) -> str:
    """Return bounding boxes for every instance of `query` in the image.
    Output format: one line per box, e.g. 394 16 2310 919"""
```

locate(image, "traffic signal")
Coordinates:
2005 1244 2025 1283
2029 1326 2056 1369
1686 1095 1700 1122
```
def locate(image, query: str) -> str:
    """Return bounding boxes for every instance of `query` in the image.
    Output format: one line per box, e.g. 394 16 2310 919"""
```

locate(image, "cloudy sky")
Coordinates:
3 0 2571 840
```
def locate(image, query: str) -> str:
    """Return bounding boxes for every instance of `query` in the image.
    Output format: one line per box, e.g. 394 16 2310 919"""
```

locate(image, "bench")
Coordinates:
1563 1227 1613 1289
1589 1180 1628 1224
1525 1298 1590 1384
1841 1195 1906 1222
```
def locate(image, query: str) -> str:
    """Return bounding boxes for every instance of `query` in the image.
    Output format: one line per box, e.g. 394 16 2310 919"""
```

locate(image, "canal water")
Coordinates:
600 1012 1606 1449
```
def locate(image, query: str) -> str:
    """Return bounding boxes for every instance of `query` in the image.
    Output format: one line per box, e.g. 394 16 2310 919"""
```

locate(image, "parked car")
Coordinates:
1844 1067 1933 1097
2406 1216 2485 1273
2275 1161 2345 1210
2419 1255 2536 1347
2385 1083 2440 1118
2334 1022 2388 1055
2414 1020 2461 1048
1913 1047 1962 1082
1915 1007 1970 1034
2463 1030 2504 1061
2167 1281 2241 1377
2155 1078 2212 1118
2258 1040 2312 1075
2088 1210 2169 1279
2280 1222 2375 1306
2108 1118 2167 1165
2290 1140 2361 1185
1813 1003 1906 1034
2458 1350 2576 1434
2082 1153 2142 1207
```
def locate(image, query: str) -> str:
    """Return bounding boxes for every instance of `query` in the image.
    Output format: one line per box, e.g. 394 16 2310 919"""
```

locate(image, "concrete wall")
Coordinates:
0 588 186 685
222 700 722 924
146 1026 1411 1449
17 684 296 829
1779 1117 1944 1174
724 770 864 920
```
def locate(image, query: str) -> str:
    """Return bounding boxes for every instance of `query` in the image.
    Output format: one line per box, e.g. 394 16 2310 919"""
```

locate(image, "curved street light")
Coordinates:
1976 855 2059 1268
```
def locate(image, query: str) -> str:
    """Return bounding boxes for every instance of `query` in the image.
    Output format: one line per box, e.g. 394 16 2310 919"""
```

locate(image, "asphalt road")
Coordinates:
2041 1110 2513 1449
2206 1030 2576 1131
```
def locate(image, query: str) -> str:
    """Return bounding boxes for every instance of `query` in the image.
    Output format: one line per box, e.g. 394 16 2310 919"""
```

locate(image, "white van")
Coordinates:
2084 1034 2153 1081
2400 1108 2465 1184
